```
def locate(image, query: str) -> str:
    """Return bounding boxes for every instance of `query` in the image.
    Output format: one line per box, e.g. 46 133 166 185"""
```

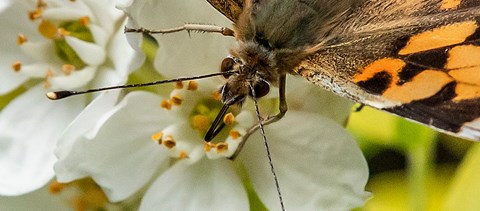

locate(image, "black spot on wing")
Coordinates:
385 82 480 133
397 48 449 85
357 71 392 95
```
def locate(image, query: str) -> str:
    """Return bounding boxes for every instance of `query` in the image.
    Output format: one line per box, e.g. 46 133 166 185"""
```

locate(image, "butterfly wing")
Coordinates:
296 0 480 140
206 0 244 22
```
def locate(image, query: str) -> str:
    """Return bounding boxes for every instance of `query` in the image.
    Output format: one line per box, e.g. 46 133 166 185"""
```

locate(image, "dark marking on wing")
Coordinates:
356 71 392 95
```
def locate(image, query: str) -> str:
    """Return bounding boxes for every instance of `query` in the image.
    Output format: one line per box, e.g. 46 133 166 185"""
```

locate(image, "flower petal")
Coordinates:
140 158 248 211
54 91 174 201
0 1 42 93
240 111 370 210
285 76 353 124
121 0 233 77
55 90 120 159
65 36 106 66
49 66 97 90
0 84 84 196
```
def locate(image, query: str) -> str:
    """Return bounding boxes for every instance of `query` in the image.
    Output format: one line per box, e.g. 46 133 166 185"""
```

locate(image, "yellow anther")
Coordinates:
171 95 182 106
204 142 214 152
48 181 65 194
17 33 28 45
175 81 184 89
12 61 21 72
151 131 163 144
79 16 90 26
216 143 228 153
192 115 211 131
187 81 198 91
28 9 43 20
62 64 76 75
212 91 221 101
223 112 235 125
179 150 188 160
38 19 57 39
160 99 172 110
163 135 176 149
229 130 241 140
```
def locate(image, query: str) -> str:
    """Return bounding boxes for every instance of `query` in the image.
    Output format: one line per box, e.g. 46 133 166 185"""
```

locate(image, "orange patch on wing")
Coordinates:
446 45 480 86
383 70 454 103
454 83 480 101
441 0 461 10
449 67 480 86
446 45 480 69
398 21 477 55
353 58 405 83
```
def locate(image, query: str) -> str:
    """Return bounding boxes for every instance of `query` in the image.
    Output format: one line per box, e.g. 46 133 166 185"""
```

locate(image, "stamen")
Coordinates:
175 81 184 89
223 112 235 125
171 95 182 106
44 69 54 89
62 64 76 75
179 150 188 159
229 130 241 140
28 9 43 20
212 91 221 101
163 135 176 149
57 28 71 38
216 143 228 153
187 81 198 91
39 19 58 39
17 33 28 45
204 142 214 152
192 115 211 131
11 61 22 72
49 181 65 194
160 99 172 110
151 131 163 144
79 16 90 26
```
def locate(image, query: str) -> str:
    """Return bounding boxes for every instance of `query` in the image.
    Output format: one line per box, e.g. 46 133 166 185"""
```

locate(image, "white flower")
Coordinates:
54 0 370 210
0 0 140 195
55 78 369 210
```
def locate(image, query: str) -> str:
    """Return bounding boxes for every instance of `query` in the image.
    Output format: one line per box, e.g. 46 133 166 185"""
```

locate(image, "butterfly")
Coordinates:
204 0 480 141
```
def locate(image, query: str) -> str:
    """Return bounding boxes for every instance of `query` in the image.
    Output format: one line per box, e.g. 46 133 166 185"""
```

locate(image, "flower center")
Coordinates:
12 0 96 88
151 81 246 160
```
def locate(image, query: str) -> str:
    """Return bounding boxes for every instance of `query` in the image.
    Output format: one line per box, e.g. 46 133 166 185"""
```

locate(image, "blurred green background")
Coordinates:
348 106 479 211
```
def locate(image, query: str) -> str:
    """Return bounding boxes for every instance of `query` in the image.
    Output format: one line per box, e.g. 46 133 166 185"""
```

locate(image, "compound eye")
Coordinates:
250 80 270 98
220 57 235 79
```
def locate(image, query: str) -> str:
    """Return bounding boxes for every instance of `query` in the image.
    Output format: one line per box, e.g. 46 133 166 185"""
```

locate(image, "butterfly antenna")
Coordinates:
46 71 236 100
249 84 285 211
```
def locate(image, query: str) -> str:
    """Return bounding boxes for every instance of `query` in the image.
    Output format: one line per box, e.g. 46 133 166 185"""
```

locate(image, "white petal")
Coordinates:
56 91 120 159
65 36 106 66
42 7 89 21
82 0 122 33
89 24 109 48
20 41 63 65
49 66 97 90
54 91 174 201
124 0 233 77
240 111 370 210
0 1 37 94
106 21 141 77
285 76 353 124
0 84 84 196
140 158 248 211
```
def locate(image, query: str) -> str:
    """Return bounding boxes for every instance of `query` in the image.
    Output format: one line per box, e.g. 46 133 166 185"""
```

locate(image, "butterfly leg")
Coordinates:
124 24 235 37
229 74 288 159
